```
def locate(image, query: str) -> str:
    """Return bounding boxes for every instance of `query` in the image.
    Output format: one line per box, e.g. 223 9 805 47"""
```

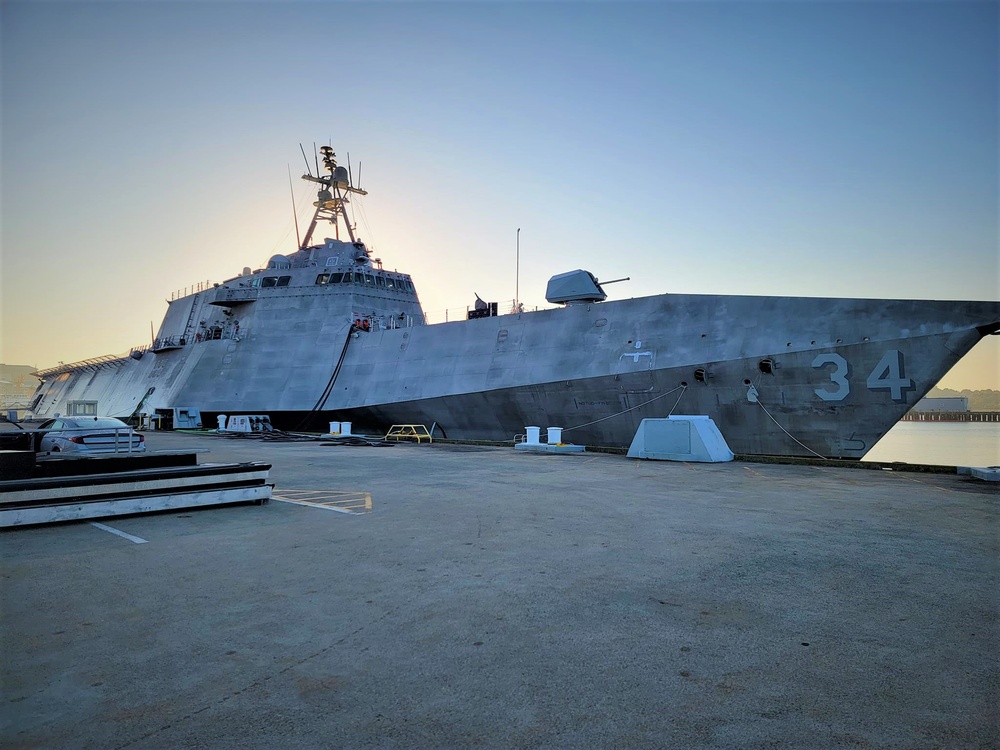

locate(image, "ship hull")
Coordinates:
28 292 999 459
318 332 965 458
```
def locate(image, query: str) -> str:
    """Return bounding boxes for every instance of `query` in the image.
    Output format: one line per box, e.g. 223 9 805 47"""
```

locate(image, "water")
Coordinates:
862 421 1000 467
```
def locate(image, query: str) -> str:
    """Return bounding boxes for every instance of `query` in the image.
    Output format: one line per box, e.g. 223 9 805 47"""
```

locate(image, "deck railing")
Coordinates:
33 354 130 379
170 280 216 301
422 299 543 325
901 411 1000 423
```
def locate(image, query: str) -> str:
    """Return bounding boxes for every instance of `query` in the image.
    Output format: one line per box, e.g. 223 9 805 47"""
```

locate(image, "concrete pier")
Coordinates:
901 410 1000 422
2 431 997 749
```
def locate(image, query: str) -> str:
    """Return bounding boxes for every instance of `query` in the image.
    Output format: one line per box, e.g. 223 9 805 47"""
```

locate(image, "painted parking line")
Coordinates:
272 489 372 515
89 522 149 544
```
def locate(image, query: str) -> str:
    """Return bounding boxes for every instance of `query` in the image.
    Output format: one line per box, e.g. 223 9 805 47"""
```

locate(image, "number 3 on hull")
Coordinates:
813 349 915 403
812 353 850 401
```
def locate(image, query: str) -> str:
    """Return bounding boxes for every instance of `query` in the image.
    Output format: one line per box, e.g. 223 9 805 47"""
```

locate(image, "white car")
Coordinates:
37 417 145 454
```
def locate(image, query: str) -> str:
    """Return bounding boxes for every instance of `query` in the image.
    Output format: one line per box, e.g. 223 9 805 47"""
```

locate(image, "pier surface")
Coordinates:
2 432 997 749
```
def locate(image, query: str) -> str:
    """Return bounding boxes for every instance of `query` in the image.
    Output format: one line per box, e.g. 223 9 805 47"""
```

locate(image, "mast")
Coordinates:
299 145 368 249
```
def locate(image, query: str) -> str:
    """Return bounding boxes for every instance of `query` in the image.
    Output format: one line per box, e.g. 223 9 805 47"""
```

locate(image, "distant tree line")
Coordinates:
926 387 1000 412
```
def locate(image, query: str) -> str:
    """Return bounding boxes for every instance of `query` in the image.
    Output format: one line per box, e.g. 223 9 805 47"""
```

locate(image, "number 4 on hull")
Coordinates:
865 349 915 403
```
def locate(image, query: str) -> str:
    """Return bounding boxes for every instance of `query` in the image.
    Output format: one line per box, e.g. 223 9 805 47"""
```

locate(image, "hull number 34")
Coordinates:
812 350 915 403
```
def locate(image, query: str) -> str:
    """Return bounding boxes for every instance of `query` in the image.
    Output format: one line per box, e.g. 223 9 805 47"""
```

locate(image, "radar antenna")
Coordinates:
299 142 369 248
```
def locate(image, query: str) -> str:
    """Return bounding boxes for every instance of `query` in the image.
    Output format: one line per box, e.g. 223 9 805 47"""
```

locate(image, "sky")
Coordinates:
1 0 997 389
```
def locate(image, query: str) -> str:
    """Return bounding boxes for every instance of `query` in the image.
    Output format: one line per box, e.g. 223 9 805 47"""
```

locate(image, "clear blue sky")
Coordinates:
2 1 997 388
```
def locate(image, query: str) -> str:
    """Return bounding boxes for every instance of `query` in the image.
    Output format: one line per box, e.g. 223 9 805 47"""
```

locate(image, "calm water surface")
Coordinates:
862 421 1000 467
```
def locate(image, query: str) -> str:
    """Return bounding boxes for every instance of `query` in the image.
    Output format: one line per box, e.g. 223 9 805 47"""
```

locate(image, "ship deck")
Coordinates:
2 431 997 749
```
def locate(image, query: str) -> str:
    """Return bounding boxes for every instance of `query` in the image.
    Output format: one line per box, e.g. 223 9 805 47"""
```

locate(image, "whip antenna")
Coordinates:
288 165 301 249
299 144 312 177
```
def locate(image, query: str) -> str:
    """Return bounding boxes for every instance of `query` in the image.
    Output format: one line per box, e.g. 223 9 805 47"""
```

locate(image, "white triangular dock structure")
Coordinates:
627 416 734 462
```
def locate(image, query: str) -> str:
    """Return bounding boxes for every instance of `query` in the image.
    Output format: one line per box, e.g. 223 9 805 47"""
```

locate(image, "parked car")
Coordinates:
36 417 145 453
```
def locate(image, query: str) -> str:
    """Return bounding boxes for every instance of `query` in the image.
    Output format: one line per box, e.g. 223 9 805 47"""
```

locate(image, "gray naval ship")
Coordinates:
29 145 1000 458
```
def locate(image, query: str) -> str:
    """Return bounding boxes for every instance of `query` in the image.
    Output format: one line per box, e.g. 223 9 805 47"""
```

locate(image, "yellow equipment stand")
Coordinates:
384 425 433 444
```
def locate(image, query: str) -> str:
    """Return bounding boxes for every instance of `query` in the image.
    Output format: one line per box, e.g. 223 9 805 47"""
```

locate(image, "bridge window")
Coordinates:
276 276 291 287
342 272 353 283
376 276 386 288
315 274 330 285
365 274 376 286
261 277 278 288
329 272 343 284
68 400 98 416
